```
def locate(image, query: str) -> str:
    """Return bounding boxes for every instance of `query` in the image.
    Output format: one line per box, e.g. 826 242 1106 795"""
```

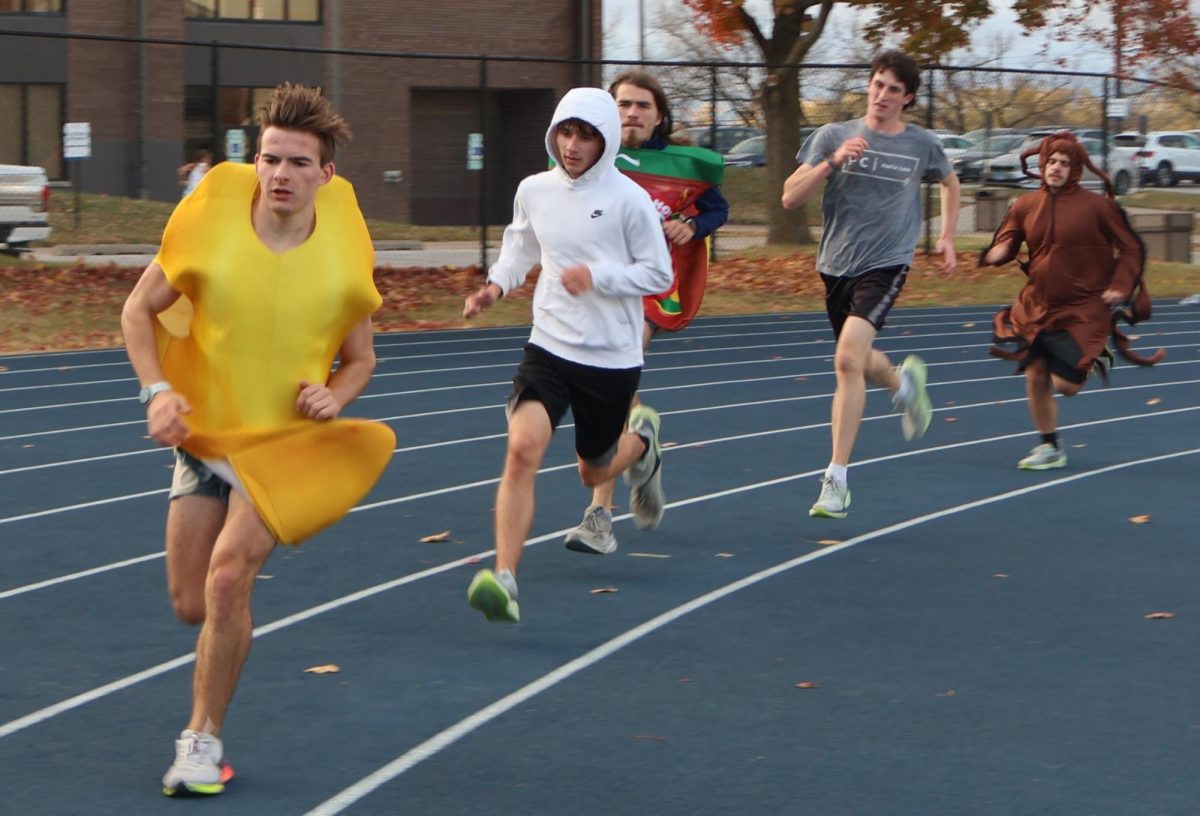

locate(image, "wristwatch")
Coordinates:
138 381 173 405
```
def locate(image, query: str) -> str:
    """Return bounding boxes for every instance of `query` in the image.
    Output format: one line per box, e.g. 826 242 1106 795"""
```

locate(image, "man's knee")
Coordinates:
170 588 206 625
1054 377 1082 397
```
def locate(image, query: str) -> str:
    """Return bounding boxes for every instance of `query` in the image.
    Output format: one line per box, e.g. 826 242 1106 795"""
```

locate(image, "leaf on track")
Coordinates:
794 681 819 689
1128 515 1152 524
1146 397 1162 405
817 539 842 547
715 552 735 558
591 586 619 594
628 552 671 558
304 664 341 674
1145 612 1175 620
419 530 451 543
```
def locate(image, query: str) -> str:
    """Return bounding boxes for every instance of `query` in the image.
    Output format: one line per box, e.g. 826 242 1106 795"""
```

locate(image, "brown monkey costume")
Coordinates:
982 131 1164 379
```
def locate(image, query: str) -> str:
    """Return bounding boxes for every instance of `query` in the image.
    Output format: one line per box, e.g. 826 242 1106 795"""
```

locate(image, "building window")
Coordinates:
0 1 64 12
184 0 319 21
0 84 64 178
185 85 276 162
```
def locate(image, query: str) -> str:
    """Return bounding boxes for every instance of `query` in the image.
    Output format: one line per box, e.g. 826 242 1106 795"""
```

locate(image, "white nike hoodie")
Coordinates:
486 87 674 369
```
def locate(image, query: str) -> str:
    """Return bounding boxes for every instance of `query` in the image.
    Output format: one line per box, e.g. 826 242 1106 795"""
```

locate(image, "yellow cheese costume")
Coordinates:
153 163 395 545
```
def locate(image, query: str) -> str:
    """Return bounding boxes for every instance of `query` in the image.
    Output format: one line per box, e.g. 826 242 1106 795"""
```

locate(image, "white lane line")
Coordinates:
0 412 1194 743
0 488 168 526
7 398 1198 600
305 445 1200 816
0 447 163 477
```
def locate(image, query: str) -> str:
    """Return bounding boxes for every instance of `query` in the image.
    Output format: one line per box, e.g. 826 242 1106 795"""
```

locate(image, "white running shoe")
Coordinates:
809 475 851 519
564 505 618 555
625 404 665 530
162 729 226 796
895 354 932 441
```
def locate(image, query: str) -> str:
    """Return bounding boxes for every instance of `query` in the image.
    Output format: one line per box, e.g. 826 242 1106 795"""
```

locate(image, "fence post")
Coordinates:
1101 75 1110 173
923 65 934 255
709 63 718 260
209 41 220 160
479 56 489 275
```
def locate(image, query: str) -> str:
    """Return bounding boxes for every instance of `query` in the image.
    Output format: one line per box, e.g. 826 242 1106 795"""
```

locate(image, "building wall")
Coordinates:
1 0 602 221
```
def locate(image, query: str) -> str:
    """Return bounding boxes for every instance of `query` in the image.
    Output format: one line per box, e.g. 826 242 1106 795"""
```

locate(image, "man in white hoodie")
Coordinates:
462 87 674 623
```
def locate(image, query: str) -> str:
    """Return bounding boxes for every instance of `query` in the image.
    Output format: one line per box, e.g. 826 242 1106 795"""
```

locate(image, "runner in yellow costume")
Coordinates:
121 84 393 796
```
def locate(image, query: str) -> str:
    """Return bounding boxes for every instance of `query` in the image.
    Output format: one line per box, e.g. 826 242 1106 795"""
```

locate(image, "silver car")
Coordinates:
0 164 52 248
983 137 1140 195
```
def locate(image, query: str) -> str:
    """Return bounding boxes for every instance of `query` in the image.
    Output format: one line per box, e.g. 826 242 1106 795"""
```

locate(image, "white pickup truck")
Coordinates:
0 164 52 249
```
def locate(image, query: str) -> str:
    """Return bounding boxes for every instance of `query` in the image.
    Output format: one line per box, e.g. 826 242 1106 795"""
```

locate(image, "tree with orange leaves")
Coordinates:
681 0 1198 245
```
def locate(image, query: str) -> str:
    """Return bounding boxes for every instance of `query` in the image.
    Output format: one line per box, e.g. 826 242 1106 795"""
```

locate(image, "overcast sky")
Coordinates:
601 0 1114 73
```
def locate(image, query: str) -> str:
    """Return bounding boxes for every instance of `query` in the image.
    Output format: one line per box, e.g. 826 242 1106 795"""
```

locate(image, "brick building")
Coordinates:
0 0 602 223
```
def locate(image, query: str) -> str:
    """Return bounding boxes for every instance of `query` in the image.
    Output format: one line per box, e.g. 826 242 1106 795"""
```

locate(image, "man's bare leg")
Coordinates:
1025 358 1057 435
186 490 276 736
493 400 554 575
829 316 890 466
165 495 226 625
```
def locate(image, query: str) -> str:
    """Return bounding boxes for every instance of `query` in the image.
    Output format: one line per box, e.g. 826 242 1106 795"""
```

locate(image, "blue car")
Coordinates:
724 135 766 167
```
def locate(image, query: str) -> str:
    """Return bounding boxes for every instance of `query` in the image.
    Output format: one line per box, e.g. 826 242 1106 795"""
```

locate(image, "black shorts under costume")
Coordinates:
820 264 909 338
507 344 641 466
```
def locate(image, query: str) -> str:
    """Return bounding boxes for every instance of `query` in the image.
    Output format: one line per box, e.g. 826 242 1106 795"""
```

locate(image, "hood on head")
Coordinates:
1020 130 1115 196
545 87 621 180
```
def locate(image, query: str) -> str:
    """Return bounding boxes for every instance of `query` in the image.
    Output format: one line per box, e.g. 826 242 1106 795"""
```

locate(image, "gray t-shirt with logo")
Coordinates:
797 119 952 278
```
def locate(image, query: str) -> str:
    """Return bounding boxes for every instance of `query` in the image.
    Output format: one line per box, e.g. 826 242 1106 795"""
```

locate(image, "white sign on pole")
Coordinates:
1107 98 1131 119
225 128 247 163
466 133 483 170
63 122 92 159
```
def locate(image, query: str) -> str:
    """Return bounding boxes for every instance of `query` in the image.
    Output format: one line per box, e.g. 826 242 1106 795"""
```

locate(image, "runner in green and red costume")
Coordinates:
563 70 729 556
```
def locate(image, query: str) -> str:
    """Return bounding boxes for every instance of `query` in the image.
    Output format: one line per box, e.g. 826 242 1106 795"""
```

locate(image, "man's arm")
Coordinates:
935 171 961 273
297 316 376 421
781 135 868 210
121 261 191 447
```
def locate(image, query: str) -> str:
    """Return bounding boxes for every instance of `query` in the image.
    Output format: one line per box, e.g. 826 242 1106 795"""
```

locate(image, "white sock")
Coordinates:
894 370 913 404
825 464 848 484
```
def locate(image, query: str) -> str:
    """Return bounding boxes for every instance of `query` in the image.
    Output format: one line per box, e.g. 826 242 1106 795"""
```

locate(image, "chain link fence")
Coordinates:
1 28 1193 266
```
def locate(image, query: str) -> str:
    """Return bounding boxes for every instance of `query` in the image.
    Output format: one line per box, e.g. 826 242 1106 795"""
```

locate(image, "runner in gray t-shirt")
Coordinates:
781 50 961 520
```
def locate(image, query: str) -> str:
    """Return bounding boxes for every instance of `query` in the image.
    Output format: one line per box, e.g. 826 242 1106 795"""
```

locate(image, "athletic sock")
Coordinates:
825 464 848 484
1041 432 1060 449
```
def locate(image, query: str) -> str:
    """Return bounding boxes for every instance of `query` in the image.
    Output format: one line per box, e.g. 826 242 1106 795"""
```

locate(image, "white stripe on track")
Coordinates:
305 446 1200 816
1 412 1195 745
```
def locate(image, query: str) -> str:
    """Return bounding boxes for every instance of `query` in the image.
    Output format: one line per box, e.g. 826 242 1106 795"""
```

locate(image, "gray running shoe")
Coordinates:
625 404 664 530
1093 346 1115 385
162 729 225 797
564 504 617 555
467 568 520 623
808 475 851 519
894 354 932 441
1017 443 1067 471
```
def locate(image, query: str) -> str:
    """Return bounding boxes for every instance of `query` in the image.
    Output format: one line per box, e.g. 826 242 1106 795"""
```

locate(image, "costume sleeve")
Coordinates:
589 189 674 297
688 184 729 240
1100 199 1144 295
487 182 541 297
982 200 1026 266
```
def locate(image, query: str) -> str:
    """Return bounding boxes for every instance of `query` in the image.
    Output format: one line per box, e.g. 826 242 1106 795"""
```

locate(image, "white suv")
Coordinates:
1114 131 1200 187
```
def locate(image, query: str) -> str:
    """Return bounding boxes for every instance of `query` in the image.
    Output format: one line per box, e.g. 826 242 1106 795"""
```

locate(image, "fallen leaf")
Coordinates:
795 376 808 381
632 734 668 742
419 530 451 543
937 689 957 697
256 574 274 580
944 416 959 423
715 552 735 558
962 322 976 327
591 586 619 594
772 354 785 360
1145 612 1175 620
661 441 678 448
1128 515 1152 524
902 329 913 335
817 539 842 547
993 573 1009 578
794 681 819 689
1071 443 1087 448
678 677 695 684
1146 397 1162 405
944 400 957 406
22 444 33 448
627 552 671 558
0 365 7 371
304 664 341 674
464 556 481 564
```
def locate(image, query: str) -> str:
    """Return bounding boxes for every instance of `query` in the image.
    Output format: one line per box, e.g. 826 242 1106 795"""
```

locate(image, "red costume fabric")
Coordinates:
984 132 1164 374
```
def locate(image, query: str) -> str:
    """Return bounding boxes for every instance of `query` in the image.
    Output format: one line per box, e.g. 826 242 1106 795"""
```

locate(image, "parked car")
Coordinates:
938 133 974 161
724 135 766 167
678 125 763 155
952 133 1027 182
983 137 1140 194
1114 131 1200 186
0 164 51 249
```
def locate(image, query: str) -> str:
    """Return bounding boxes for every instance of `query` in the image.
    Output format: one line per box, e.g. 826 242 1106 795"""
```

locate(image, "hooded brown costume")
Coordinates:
982 131 1164 377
